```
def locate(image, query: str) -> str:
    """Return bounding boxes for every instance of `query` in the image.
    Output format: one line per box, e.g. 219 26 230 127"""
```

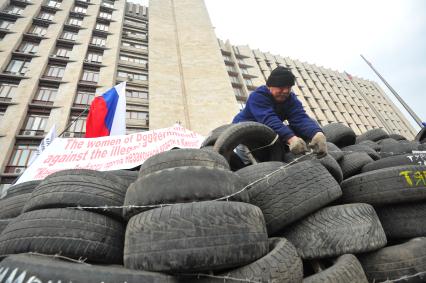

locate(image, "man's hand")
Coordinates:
288 136 308 155
309 132 327 157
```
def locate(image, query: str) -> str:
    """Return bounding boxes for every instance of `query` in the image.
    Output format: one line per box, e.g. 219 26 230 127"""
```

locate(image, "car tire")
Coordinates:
0 208 124 264
282 203 387 259
124 201 268 273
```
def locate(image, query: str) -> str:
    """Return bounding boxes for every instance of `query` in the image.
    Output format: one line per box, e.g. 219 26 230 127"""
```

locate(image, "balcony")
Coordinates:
48 55 72 64
4 165 26 174
19 129 45 136
246 85 257 91
33 15 55 25
10 0 33 6
126 118 149 127
0 10 23 20
62 132 85 138
31 99 54 106
241 72 257 79
75 0 92 6
12 50 38 58
1 71 28 80
41 3 61 12
83 59 103 68
0 96 13 102
72 102 90 110
78 80 98 87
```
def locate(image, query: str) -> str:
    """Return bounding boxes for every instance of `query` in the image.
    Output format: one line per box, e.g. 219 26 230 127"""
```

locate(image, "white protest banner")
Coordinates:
16 124 204 184
27 124 57 166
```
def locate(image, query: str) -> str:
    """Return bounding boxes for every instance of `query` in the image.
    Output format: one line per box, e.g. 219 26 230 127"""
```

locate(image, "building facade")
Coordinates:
218 40 416 138
0 0 417 189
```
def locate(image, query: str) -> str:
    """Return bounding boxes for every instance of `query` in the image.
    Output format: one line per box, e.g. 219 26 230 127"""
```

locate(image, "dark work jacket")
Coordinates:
232 85 322 141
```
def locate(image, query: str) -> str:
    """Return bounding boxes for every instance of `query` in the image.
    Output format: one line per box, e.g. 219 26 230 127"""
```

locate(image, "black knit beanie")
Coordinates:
266 66 295 87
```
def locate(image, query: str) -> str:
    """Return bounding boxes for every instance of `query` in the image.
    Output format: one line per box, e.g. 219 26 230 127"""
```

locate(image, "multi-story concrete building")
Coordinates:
219 40 416 137
0 0 417 189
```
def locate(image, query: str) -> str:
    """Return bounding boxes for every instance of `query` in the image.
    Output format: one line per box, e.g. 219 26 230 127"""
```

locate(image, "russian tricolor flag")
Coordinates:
85 82 126 138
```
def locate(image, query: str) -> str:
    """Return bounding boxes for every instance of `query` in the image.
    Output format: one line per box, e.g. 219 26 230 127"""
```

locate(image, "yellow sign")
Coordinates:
399 170 426 186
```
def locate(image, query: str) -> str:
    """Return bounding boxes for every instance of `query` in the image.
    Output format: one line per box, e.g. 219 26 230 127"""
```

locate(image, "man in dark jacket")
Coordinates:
233 66 327 158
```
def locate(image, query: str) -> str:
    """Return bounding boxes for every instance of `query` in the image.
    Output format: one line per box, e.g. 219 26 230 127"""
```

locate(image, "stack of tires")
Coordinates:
0 170 149 282
0 121 424 282
200 121 426 282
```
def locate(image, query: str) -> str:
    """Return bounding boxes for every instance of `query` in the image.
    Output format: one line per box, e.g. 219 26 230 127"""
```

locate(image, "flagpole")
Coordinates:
58 105 90 137
12 105 89 184
345 71 393 133
360 54 423 127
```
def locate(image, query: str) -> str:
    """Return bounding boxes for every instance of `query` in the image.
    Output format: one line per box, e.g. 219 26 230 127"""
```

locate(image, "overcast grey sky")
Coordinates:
131 0 425 130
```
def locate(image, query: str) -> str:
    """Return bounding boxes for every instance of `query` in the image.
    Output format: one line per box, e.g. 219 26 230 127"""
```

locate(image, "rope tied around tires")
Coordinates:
386 271 426 282
245 134 279 154
0 252 264 282
180 273 263 282
0 252 91 265
1 253 424 283
68 152 314 211
335 150 426 157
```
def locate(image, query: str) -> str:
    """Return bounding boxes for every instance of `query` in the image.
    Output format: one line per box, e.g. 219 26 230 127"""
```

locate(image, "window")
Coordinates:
99 12 112 20
245 78 253 86
54 46 72 58
124 19 147 28
0 20 14 30
33 87 57 103
0 105 6 122
86 52 103 63
121 41 147 50
81 69 99 82
29 25 48 36
74 90 95 105
125 30 146 39
61 30 78 41
226 65 237 73
120 55 147 65
95 23 109 31
0 83 18 101
18 41 39 54
126 127 147 134
126 110 148 120
37 11 55 21
91 36 106 46
67 115 86 135
118 71 147 81
126 89 148 99
67 17 82 26
233 87 244 97
5 59 31 75
22 114 49 135
237 58 246 65
73 6 87 14
241 67 249 75
46 0 61 8
229 76 239 84
44 65 65 78
5 144 38 174
4 5 23 15
223 55 232 61
238 101 246 110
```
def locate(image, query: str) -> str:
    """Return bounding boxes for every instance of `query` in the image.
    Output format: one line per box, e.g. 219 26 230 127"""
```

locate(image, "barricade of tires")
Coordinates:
0 121 424 282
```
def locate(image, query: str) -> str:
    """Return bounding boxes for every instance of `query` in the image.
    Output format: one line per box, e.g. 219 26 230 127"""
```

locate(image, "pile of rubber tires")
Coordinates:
0 121 424 282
